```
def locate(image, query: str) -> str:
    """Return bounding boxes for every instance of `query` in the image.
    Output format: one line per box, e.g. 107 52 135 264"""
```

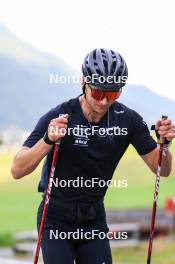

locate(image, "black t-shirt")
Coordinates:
23 95 157 203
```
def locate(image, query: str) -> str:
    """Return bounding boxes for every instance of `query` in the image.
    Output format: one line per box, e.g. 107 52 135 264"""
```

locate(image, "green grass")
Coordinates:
0 144 175 262
0 151 42 245
105 144 175 208
112 238 175 263
1 146 175 234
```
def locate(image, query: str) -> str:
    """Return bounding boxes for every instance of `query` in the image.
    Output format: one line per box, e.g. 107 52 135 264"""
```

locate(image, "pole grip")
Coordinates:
161 115 168 120
160 116 168 144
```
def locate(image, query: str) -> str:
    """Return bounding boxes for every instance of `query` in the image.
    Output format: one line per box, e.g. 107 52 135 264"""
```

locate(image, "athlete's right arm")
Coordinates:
11 141 52 179
11 115 68 179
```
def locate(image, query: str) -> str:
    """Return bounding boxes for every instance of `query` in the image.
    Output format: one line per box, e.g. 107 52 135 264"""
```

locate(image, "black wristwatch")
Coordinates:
43 132 56 145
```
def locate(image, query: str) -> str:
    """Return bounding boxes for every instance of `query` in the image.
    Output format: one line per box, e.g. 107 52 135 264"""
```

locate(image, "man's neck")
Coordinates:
79 95 107 123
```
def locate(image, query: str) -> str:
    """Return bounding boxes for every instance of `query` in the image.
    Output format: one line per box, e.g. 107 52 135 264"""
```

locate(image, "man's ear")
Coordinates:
81 76 85 87
81 76 86 97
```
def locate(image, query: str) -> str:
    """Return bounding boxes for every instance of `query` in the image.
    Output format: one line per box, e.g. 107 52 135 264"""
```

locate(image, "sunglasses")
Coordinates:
88 84 121 102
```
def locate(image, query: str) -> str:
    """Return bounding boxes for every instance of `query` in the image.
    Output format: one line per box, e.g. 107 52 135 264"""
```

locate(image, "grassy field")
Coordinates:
0 151 42 244
105 144 175 208
0 144 175 262
112 238 175 264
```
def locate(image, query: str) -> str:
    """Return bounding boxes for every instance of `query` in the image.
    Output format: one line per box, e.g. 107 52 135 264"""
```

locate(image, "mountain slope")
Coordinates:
120 85 175 125
0 25 81 129
0 24 174 130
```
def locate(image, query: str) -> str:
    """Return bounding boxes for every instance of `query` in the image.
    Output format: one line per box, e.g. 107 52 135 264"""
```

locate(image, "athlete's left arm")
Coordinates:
141 147 172 177
141 119 174 177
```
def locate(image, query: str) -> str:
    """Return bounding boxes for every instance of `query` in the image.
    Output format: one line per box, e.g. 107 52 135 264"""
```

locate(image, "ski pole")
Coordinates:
147 115 168 264
34 141 60 264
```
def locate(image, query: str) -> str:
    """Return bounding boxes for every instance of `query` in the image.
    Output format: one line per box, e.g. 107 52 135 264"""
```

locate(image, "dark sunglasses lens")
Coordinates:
91 89 104 101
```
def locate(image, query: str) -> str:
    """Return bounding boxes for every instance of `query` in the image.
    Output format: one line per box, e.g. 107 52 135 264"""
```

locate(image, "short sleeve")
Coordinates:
130 112 157 155
22 105 63 148
23 114 48 148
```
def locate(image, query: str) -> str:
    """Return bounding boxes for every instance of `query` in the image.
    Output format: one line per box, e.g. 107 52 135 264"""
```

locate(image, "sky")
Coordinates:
0 0 175 101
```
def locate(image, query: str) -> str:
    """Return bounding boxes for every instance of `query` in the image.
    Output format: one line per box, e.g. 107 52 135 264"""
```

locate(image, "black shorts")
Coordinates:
37 198 112 264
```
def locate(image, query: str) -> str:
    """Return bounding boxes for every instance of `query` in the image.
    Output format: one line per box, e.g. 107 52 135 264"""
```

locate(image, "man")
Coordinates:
11 48 173 264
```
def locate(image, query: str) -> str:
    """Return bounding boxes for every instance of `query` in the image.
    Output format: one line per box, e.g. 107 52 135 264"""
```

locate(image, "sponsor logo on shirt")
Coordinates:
72 124 128 146
114 110 125 114
73 125 90 146
142 120 147 126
